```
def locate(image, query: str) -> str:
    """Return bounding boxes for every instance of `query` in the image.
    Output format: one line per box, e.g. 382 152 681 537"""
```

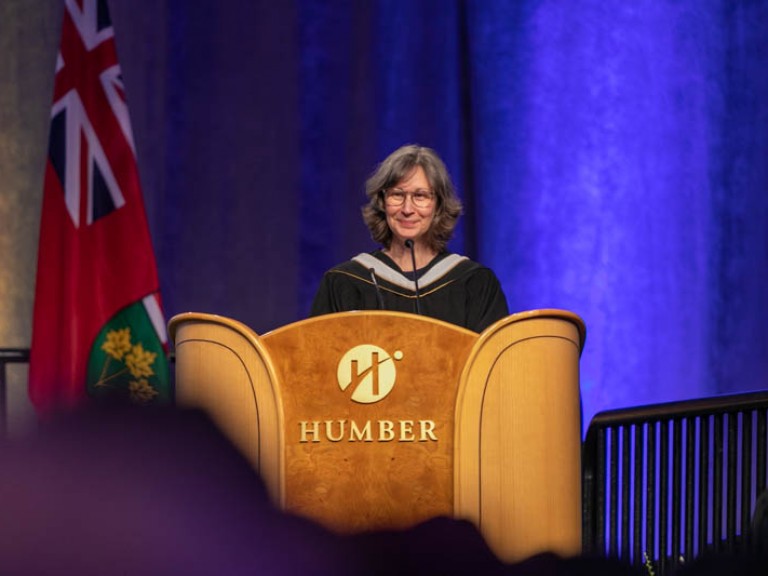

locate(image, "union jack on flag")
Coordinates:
30 0 170 412
49 0 132 228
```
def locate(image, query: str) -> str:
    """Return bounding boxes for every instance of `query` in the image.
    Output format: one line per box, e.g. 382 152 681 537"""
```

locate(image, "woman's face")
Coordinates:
385 166 435 246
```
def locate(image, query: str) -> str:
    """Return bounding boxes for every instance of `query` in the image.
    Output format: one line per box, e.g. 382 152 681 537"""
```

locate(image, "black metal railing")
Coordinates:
583 390 768 575
0 348 30 436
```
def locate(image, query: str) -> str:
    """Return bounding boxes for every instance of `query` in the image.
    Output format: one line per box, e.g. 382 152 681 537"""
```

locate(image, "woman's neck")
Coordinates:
384 240 437 272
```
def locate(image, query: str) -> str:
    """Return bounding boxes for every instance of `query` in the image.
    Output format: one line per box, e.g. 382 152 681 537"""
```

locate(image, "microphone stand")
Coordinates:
368 268 385 310
404 239 422 315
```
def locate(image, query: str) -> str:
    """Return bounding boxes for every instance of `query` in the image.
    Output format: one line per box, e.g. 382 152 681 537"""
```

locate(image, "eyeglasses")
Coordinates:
383 188 435 208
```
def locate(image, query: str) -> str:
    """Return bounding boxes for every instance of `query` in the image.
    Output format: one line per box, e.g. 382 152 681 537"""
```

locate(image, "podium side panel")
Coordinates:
173 320 283 503
456 316 582 562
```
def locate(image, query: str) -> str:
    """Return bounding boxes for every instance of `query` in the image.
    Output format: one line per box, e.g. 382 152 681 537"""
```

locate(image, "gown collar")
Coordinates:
352 251 468 292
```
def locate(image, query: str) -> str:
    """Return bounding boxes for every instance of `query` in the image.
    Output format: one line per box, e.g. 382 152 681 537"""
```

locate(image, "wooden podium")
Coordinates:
168 309 585 562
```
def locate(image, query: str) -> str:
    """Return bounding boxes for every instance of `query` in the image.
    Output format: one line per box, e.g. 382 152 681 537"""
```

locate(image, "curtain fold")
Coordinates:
4 0 768 426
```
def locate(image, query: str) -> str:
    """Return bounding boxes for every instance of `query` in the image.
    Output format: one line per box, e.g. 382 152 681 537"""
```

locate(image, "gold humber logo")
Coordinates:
336 344 403 404
297 344 438 443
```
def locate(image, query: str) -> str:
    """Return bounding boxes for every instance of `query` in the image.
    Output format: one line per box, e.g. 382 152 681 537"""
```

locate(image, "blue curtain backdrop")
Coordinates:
108 0 768 432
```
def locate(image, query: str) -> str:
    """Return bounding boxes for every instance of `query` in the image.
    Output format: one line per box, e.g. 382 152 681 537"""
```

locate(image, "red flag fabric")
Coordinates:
30 0 169 412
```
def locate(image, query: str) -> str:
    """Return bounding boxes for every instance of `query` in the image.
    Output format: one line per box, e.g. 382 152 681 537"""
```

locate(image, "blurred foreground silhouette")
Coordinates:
0 405 762 575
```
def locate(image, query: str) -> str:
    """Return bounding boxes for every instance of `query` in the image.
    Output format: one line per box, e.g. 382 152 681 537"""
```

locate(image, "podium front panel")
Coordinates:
262 312 477 532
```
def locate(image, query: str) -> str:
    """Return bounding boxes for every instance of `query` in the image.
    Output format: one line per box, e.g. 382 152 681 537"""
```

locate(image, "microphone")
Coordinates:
368 268 385 310
404 239 422 315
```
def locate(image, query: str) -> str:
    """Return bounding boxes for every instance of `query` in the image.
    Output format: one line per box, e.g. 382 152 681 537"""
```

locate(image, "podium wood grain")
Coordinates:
169 309 585 562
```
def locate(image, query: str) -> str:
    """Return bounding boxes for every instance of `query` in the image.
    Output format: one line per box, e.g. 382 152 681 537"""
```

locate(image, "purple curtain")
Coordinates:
110 0 768 430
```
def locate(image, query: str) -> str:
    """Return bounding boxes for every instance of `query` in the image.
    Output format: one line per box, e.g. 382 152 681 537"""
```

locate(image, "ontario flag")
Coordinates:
29 0 170 412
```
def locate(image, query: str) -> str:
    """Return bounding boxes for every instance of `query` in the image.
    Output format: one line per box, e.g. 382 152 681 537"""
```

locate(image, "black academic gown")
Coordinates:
310 251 509 333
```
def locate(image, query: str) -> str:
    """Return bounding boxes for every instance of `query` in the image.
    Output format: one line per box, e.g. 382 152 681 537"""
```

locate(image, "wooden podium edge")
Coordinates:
260 309 479 339
454 308 586 562
169 312 286 505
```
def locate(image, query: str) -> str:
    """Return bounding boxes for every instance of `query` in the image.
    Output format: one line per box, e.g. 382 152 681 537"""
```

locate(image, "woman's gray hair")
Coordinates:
361 144 463 252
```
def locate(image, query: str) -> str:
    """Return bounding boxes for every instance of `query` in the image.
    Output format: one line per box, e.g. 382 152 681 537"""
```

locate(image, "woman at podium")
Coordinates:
311 144 508 333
